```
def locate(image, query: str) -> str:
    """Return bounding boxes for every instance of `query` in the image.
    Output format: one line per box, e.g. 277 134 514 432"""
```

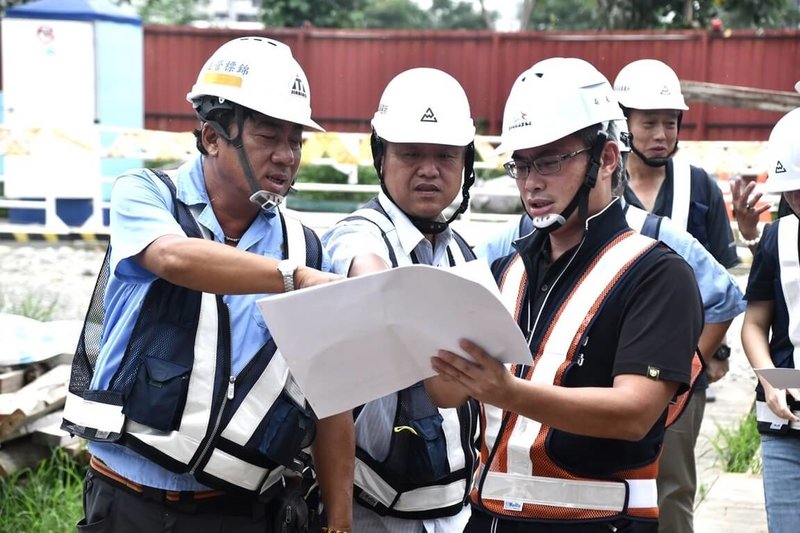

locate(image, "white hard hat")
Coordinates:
371 68 475 146
762 108 800 193
186 36 323 131
496 57 625 154
613 59 689 111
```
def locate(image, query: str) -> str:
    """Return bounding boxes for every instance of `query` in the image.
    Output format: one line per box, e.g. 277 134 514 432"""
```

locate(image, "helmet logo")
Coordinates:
508 112 531 131
290 76 308 98
420 107 438 123
660 85 672 96
776 161 787 174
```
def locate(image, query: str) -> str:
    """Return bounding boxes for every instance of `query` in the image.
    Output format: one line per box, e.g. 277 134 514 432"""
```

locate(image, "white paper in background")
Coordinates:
257 261 531 418
754 368 800 389
0 313 83 366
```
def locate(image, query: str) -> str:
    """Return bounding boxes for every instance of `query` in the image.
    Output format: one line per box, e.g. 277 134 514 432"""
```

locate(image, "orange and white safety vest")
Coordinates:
473 230 662 522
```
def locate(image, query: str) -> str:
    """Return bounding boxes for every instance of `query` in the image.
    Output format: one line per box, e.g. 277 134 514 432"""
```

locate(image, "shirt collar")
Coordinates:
174 155 278 246
377 191 453 257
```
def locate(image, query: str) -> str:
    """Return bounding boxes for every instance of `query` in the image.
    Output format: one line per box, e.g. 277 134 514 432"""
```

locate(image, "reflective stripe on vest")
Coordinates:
670 156 691 231
220 351 291 445
625 205 648 233
128 289 220 465
479 467 658 512
755 400 800 431
778 216 800 362
354 458 469 513
479 230 659 519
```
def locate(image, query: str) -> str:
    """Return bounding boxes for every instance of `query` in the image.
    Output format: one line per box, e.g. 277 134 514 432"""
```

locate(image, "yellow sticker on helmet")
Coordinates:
202 72 243 88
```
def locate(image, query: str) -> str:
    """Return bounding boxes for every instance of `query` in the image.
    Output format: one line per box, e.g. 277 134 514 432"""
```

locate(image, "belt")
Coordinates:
89 455 225 503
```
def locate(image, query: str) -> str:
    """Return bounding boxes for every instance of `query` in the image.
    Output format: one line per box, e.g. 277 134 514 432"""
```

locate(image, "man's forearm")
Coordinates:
312 412 354 530
697 320 731 361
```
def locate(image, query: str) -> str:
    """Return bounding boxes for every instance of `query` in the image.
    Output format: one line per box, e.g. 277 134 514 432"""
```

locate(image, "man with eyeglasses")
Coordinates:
424 58 702 532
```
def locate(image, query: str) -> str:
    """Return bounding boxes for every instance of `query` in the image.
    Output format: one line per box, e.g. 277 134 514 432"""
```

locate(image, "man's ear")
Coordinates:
600 141 620 178
201 123 220 156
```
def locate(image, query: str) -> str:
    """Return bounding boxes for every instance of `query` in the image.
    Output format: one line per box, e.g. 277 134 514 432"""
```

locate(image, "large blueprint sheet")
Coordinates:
257 261 531 418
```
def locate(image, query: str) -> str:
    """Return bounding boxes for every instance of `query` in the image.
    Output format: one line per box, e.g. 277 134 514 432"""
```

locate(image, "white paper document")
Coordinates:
256 261 532 418
754 368 800 389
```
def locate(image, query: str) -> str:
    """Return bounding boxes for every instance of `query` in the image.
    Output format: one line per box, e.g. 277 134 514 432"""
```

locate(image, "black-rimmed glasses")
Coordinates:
503 146 591 180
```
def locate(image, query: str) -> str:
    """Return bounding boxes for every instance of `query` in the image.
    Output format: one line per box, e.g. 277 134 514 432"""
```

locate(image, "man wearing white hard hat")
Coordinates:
62 37 353 532
742 107 800 533
322 67 479 531
614 58 740 533
426 58 702 532
614 58 738 269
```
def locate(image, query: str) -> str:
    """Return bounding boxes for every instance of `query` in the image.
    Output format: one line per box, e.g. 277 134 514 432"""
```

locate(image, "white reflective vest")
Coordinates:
342 200 479 518
756 216 800 431
669 155 692 231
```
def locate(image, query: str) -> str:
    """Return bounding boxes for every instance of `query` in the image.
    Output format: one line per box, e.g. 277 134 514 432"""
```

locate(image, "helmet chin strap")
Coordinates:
370 133 475 235
630 142 679 168
207 106 284 213
531 130 608 234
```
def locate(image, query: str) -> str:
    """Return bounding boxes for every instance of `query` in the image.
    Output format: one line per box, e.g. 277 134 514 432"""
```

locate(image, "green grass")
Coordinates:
0 448 85 533
695 481 710 507
712 410 763 474
0 290 60 321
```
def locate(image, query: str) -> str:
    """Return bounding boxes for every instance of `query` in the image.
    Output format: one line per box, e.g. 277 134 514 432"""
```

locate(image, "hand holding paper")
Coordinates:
754 368 800 390
257 261 531 418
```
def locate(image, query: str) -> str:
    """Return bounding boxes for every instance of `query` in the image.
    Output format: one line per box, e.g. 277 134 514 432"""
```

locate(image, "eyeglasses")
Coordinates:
503 147 591 180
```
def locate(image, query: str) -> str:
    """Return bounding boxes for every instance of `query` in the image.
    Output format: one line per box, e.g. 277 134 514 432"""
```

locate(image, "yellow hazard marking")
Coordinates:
300 134 325 162
13 233 29 242
43 234 59 243
321 133 359 165
202 72 243 88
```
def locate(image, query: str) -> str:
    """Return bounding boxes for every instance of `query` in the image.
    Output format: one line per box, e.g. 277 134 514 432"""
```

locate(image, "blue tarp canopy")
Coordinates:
5 0 141 26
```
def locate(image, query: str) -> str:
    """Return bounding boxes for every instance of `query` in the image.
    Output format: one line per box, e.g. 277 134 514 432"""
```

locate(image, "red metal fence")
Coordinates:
143 25 799 141
4 24 799 140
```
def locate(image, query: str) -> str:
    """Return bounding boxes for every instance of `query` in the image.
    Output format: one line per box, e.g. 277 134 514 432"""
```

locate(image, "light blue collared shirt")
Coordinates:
89 155 330 490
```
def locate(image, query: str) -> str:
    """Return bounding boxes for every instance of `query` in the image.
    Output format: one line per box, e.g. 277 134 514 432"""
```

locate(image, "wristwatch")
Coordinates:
277 259 298 293
712 344 731 361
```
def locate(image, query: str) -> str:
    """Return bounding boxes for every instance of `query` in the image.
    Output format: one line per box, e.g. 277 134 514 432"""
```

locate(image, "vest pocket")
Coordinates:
406 415 448 484
123 357 190 432
256 395 314 467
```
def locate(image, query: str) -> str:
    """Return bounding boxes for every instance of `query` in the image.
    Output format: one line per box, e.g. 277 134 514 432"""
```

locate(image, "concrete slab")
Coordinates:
692 281 769 532
694 474 768 532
